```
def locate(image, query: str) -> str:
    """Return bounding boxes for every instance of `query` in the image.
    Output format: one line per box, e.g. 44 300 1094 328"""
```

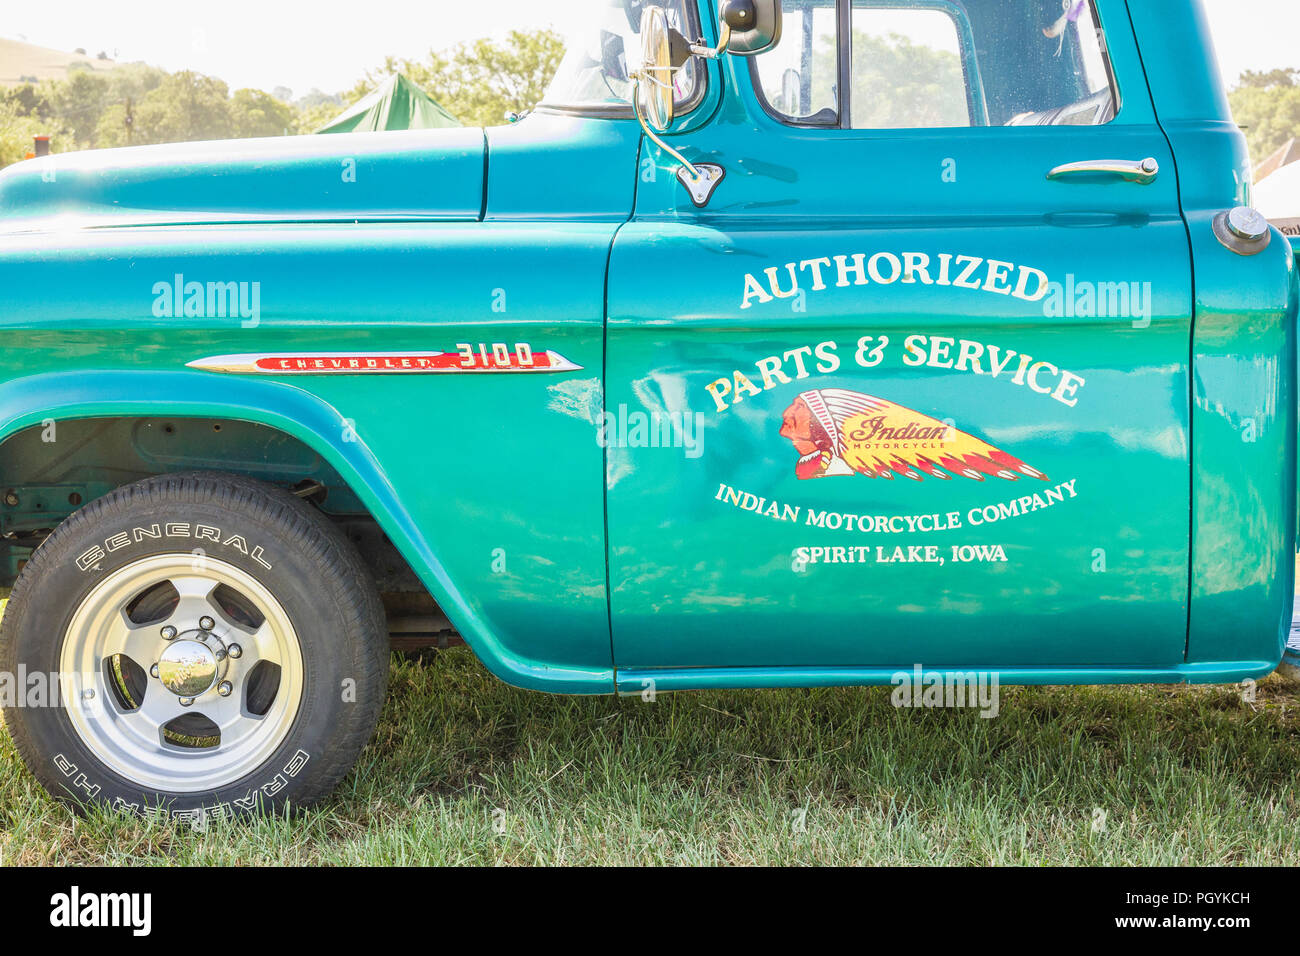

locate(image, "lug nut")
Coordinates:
199 616 216 631
228 644 243 660
161 626 178 640
213 647 227 662
179 697 195 708
218 682 233 698
82 689 95 701
150 664 160 679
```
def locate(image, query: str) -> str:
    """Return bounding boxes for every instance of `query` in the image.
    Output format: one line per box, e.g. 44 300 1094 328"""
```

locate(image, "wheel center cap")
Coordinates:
157 640 219 698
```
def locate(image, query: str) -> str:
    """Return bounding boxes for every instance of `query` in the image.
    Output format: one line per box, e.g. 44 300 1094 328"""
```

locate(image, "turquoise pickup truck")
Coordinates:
0 0 1295 817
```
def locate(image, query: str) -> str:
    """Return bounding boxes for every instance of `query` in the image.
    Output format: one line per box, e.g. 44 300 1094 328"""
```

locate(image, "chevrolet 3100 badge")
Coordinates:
0 0 1295 816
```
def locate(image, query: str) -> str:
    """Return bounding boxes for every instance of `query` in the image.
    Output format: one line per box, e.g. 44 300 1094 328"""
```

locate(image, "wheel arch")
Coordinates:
0 369 601 692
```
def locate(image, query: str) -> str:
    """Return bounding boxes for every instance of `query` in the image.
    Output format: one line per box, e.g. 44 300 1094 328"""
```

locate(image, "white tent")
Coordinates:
1255 162 1300 238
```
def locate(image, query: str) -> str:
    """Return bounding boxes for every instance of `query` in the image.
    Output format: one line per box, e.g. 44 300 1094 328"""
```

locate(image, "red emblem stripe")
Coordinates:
187 351 583 376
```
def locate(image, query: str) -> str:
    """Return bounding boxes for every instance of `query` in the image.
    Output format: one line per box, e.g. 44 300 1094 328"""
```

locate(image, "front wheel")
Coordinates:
0 473 388 817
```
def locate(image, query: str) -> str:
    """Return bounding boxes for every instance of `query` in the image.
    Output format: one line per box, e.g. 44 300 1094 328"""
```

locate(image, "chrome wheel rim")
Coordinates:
60 554 303 794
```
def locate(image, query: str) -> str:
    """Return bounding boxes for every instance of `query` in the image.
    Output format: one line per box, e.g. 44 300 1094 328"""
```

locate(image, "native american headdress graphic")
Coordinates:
781 387 1048 483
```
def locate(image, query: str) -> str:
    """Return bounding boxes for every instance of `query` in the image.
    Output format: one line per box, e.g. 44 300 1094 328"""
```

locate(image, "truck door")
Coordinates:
605 0 1193 675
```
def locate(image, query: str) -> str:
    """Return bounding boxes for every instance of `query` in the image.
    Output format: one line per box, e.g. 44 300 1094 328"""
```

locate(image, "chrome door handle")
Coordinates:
1047 157 1160 185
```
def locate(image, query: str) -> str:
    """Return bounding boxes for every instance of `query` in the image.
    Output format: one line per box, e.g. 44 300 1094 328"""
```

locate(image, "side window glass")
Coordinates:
751 0 1119 130
1002 0 1117 126
850 6 971 129
753 0 841 126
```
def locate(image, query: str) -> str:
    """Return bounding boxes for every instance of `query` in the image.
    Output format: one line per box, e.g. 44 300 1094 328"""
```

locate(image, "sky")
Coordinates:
0 0 1294 98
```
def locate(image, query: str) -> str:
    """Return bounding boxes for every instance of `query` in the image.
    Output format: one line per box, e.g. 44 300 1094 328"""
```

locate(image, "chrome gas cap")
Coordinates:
1214 206 1272 255
1226 205 1269 241
157 639 221 698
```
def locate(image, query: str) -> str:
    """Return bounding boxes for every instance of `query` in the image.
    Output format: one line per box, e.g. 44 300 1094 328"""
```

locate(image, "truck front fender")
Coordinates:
0 369 615 694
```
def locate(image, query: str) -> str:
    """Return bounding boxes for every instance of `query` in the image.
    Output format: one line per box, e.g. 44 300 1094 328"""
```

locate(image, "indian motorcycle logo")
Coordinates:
703 335 1084 563
780 387 1047 483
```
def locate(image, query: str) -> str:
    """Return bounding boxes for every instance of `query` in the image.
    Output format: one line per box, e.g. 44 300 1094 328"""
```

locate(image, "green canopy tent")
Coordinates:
315 74 461 134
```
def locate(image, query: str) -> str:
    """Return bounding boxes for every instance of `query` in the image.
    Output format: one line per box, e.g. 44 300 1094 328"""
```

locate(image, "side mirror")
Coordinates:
720 0 783 56
635 0 783 131
635 5 681 132
633 1 784 206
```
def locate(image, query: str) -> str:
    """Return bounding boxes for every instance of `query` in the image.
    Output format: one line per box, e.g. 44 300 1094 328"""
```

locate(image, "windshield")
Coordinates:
541 0 704 114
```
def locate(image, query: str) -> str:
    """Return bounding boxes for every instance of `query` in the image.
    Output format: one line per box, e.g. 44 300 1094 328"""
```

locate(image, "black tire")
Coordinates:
0 472 388 818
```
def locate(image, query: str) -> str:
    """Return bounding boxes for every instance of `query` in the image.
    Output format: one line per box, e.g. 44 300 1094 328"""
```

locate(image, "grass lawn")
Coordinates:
3 586 1300 865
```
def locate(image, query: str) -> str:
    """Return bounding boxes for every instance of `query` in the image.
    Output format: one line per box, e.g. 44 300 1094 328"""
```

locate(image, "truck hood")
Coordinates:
0 127 486 233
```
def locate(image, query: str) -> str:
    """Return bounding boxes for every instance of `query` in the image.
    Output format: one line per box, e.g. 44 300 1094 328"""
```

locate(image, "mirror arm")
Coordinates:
631 76 703 181
687 22 733 59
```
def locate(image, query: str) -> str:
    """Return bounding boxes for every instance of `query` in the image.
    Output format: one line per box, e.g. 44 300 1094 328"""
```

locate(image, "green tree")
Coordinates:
99 70 235 146
39 70 111 147
0 84 51 122
89 64 169 149
296 100 343 134
1228 68 1300 166
93 102 135 148
1 30 567 166
230 88 297 138
354 29 566 128
0 100 53 167
104 63 167 110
